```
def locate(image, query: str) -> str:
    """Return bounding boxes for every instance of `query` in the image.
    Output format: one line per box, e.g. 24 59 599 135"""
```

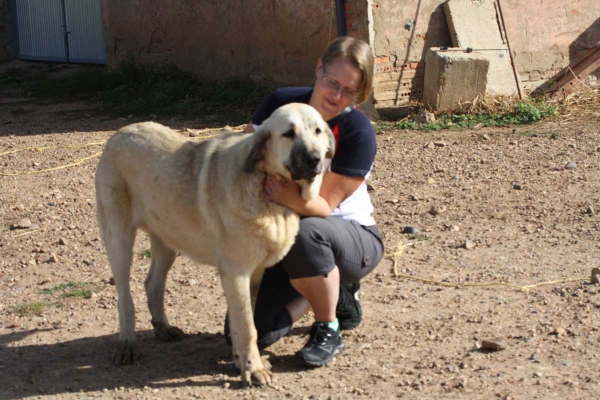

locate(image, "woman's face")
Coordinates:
309 58 362 121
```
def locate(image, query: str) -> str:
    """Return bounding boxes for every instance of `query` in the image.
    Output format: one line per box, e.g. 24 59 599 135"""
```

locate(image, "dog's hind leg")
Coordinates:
102 215 137 366
144 233 184 342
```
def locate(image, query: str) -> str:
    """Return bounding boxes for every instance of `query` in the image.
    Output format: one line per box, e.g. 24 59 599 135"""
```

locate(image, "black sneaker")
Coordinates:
294 322 345 367
337 282 362 330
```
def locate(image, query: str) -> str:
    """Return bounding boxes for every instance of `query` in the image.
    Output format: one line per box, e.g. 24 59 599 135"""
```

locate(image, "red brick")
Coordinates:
375 56 390 64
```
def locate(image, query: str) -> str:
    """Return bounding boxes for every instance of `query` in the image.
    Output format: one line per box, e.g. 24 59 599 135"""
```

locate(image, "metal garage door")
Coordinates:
14 0 106 64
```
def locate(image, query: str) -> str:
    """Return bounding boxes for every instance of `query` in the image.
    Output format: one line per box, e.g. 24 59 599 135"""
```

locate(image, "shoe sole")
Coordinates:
294 343 346 368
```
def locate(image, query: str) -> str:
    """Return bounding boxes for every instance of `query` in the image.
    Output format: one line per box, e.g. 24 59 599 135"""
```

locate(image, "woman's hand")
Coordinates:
263 174 302 208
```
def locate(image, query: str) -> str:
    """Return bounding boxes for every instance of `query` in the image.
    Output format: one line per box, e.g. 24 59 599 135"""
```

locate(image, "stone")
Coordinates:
513 184 523 190
429 205 447 215
15 218 32 229
480 338 506 351
565 161 576 170
462 240 476 250
412 110 436 123
591 267 600 284
403 226 419 235
423 48 490 111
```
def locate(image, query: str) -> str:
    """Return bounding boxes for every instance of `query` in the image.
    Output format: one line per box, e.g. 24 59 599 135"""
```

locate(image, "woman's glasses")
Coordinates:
321 70 359 101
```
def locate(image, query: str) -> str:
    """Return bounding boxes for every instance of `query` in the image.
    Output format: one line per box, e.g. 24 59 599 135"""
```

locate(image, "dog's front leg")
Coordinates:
220 268 272 386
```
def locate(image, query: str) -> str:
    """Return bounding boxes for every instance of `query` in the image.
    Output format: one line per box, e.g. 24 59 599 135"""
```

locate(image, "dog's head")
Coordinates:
244 103 335 201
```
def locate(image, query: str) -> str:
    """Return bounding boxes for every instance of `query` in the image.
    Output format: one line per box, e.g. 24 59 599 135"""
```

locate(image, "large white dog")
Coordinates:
95 103 334 385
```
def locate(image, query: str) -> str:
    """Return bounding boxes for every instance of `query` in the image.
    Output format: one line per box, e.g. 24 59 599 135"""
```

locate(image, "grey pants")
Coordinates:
225 216 383 348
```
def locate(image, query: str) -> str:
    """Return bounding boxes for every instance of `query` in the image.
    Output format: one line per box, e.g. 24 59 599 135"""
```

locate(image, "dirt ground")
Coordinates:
1 87 599 400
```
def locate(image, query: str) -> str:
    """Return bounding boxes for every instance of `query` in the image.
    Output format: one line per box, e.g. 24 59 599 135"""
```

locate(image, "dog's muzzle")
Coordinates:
288 144 322 181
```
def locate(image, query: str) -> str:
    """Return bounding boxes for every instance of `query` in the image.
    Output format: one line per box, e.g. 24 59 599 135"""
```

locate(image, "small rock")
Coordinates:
39 278 52 285
109 277 116 285
223 382 230 389
433 141 447 148
403 226 418 235
513 184 523 190
462 240 476 250
424 141 436 149
564 161 576 170
47 201 57 207
585 205 594 215
472 123 483 130
188 279 197 286
385 198 399 204
591 267 600 284
412 110 436 123
48 253 59 263
366 184 375 192
189 130 200 138
550 327 566 337
429 205 446 215
482 134 490 141
15 218 32 229
58 238 67 246
480 338 506 351
223 125 233 131
376 130 386 135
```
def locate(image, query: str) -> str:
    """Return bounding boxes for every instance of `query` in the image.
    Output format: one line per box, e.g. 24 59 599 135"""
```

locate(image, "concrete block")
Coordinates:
443 0 504 49
423 48 490 111
475 50 520 96
443 0 521 96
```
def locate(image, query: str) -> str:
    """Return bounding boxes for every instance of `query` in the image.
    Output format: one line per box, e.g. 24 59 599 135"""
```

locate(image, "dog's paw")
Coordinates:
153 322 185 342
113 340 137 366
242 365 273 387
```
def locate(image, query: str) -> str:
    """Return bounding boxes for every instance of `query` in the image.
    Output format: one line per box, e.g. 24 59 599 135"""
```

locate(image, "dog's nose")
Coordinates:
303 151 321 168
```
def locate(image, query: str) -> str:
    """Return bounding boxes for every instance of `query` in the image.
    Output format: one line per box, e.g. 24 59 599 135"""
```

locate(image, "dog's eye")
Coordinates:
315 128 322 135
282 129 295 139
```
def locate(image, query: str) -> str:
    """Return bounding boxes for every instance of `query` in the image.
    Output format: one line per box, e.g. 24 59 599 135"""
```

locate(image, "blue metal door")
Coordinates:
14 0 67 62
13 0 106 64
64 0 106 64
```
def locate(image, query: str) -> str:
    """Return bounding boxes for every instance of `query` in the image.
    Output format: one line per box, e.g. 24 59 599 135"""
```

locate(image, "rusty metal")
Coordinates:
547 47 600 98
496 0 523 99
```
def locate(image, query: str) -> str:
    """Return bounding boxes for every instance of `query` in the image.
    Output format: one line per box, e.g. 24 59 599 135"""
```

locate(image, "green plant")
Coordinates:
42 281 93 299
410 233 431 242
12 302 46 317
378 99 559 132
139 249 152 258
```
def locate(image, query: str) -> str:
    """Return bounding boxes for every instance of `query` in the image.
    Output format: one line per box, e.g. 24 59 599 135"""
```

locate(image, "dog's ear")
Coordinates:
244 129 271 173
325 126 336 159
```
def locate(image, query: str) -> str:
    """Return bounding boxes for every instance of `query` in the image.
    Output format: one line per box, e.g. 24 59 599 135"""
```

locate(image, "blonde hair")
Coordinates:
320 36 374 104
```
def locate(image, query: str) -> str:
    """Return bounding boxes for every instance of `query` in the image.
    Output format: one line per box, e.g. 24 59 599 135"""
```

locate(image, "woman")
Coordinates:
227 36 383 368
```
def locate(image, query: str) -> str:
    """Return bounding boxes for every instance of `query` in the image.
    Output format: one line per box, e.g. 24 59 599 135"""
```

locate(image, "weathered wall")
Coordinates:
0 0 16 62
371 0 452 108
371 0 600 107
500 0 600 92
102 0 337 86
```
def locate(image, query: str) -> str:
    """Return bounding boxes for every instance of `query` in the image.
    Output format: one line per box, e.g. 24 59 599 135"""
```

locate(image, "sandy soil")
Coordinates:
1 89 599 400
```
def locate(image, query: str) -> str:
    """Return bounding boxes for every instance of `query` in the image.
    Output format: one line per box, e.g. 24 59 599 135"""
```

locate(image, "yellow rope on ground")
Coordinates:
0 141 107 157
0 151 104 176
386 240 589 292
0 124 245 176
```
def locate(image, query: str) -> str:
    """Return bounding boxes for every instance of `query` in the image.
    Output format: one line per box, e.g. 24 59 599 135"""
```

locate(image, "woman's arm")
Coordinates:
264 170 364 218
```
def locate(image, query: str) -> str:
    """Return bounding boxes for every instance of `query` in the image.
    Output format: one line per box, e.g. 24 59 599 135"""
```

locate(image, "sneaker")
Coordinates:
294 322 345 367
336 282 362 330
